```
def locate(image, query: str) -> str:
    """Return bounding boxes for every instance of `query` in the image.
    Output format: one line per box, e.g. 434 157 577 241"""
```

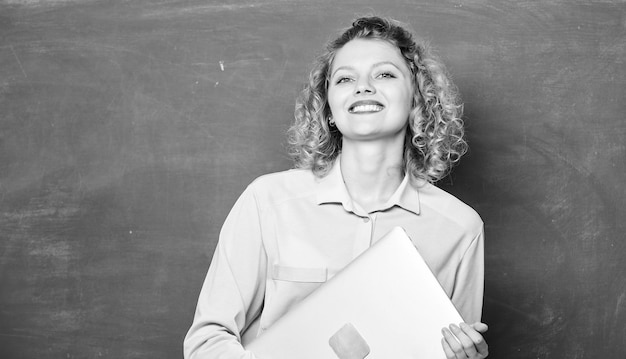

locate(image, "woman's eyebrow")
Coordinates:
331 65 354 78
331 61 404 78
372 61 402 70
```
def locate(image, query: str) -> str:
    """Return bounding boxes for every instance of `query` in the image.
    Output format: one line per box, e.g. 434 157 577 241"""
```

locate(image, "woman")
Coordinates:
184 16 488 359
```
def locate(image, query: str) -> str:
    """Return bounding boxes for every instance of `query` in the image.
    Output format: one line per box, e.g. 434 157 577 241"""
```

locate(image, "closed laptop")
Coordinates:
245 226 464 359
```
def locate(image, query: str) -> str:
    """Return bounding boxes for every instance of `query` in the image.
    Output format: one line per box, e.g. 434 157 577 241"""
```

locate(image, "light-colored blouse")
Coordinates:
184 161 484 359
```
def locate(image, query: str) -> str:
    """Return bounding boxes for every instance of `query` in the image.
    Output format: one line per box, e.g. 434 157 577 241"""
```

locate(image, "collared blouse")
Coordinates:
184 161 484 359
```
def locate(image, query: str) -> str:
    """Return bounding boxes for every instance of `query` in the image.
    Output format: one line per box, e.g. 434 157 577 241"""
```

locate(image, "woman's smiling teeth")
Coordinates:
349 103 385 113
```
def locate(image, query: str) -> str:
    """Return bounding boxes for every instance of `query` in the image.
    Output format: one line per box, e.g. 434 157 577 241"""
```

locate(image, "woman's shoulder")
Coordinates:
245 167 318 203
250 167 316 186
415 181 483 230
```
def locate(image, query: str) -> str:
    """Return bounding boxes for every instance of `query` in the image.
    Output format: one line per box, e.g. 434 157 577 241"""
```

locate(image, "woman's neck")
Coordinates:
339 139 405 212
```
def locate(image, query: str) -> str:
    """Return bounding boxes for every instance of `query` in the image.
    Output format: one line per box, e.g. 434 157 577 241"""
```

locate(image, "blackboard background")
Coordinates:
1 1 625 358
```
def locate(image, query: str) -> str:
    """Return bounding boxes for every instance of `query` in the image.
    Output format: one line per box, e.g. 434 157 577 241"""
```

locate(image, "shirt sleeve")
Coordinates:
184 185 267 359
450 225 485 324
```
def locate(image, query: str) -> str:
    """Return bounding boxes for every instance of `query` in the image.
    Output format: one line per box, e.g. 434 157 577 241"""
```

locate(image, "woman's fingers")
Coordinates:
470 322 489 333
463 322 489 356
441 323 489 358
450 324 478 357
441 326 468 358
441 337 457 359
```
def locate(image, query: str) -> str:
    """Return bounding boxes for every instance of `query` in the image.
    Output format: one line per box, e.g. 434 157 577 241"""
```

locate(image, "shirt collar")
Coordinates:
315 159 421 215
315 159 353 210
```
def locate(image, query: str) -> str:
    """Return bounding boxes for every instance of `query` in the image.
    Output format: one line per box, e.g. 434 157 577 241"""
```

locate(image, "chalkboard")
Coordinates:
1 1 624 358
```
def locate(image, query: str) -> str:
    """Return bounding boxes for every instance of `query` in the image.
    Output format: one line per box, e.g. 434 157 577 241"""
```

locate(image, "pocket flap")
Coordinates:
272 265 328 283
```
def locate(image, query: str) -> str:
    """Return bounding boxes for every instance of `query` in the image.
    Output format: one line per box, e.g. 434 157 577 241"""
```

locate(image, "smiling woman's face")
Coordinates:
327 38 414 143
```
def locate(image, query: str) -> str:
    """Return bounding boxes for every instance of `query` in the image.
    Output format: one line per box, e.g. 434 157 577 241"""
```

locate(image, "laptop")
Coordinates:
245 226 465 359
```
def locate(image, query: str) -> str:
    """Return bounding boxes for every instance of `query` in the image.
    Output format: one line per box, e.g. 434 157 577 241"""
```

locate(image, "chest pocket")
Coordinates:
271 264 328 283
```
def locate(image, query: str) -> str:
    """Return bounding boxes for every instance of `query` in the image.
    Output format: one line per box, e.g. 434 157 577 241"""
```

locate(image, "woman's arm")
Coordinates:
441 226 488 358
451 227 485 323
184 186 267 359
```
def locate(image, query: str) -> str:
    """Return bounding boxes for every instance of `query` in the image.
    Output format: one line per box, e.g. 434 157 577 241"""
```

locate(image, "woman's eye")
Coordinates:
377 72 396 79
336 77 352 84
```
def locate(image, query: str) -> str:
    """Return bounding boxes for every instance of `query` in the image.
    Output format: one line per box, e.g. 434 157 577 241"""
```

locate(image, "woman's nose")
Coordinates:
355 79 375 95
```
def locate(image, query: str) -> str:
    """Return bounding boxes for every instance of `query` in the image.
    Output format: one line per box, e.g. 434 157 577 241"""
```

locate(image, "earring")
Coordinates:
328 116 335 127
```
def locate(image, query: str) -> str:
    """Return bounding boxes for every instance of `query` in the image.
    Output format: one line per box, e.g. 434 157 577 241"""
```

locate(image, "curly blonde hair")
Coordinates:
287 16 467 183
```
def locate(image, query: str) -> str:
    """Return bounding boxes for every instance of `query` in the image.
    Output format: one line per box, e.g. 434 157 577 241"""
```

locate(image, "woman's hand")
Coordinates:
441 322 488 359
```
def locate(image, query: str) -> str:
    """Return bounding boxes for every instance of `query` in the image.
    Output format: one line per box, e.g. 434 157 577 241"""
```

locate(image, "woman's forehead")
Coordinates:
331 39 408 72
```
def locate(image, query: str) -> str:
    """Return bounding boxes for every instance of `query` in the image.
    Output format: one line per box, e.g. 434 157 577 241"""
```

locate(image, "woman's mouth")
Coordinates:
348 101 385 114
